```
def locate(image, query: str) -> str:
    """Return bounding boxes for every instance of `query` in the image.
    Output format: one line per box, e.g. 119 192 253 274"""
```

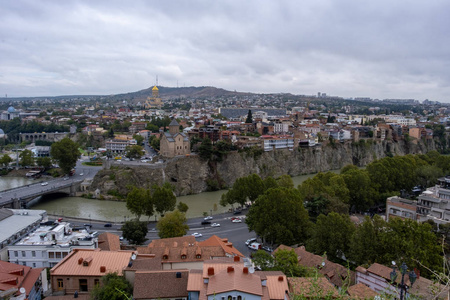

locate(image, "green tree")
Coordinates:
121 220 148 245
126 187 147 219
36 157 52 169
308 212 356 261
0 154 13 167
156 210 189 238
133 134 144 145
246 187 310 245
273 249 303 277
251 250 275 270
19 149 34 167
198 137 213 160
125 145 144 159
177 201 189 213
149 136 160 150
245 110 253 124
50 137 80 174
152 183 176 217
276 175 294 189
342 168 377 211
90 272 133 300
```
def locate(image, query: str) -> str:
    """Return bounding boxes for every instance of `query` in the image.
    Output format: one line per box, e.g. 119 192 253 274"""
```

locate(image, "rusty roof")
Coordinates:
187 269 204 292
98 232 121 251
347 283 378 299
50 249 133 276
266 273 289 300
288 277 339 298
133 270 189 300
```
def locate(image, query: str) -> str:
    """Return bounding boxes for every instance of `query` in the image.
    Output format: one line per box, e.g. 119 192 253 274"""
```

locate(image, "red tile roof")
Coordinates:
98 232 121 251
206 266 263 296
0 260 43 297
288 277 339 298
133 270 189 299
347 283 378 299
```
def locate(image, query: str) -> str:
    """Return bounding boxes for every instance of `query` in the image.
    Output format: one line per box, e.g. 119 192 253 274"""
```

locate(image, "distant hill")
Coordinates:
107 86 252 102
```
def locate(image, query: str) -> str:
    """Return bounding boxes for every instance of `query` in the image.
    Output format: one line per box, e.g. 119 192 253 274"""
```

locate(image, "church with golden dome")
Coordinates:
145 85 163 109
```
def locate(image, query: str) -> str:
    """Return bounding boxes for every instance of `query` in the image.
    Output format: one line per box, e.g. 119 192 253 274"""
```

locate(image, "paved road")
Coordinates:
0 157 102 206
61 211 261 257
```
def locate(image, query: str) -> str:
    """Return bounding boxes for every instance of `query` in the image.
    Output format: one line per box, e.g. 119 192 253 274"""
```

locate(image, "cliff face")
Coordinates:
89 139 436 198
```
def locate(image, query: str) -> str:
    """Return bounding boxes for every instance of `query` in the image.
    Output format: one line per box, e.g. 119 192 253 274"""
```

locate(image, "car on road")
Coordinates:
233 211 242 215
83 224 92 228
104 223 112 227
262 246 273 253
201 220 211 225
204 216 213 220
211 223 220 227
41 182 48 186
231 218 242 223
245 238 257 245
192 232 202 238
119 236 124 241
79 173 84 176
63 177 69 181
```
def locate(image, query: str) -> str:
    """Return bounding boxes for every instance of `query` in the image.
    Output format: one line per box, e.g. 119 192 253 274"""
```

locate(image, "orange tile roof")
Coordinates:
0 260 43 297
288 277 339 298
202 258 242 278
187 269 204 292
98 232 121 251
266 273 289 300
206 266 263 296
50 249 133 276
199 235 244 257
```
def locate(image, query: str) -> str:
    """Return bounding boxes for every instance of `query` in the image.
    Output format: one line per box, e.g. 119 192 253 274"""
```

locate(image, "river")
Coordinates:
1 172 338 221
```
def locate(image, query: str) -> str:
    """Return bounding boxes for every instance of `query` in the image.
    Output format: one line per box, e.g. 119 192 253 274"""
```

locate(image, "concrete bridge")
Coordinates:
0 178 84 209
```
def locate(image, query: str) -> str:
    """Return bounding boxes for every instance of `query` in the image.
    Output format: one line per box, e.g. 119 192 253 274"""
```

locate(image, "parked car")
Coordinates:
245 238 257 245
262 246 273 253
201 220 211 225
104 223 112 227
233 211 242 215
79 173 84 176
211 223 220 227
63 177 69 181
248 242 261 250
83 224 92 228
231 218 242 223
192 232 202 238
41 182 48 186
204 216 213 220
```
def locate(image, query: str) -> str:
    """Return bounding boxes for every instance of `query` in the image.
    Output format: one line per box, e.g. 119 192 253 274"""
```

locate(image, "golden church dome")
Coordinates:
152 85 159 91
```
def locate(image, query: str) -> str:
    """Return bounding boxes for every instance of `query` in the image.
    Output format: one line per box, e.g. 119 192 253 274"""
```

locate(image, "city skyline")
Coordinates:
1 1 450 102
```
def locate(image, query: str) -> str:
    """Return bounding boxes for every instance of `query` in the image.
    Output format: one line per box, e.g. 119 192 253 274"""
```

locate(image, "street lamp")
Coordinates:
390 262 417 300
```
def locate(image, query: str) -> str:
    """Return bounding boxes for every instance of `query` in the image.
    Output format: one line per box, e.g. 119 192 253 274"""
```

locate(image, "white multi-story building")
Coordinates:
261 135 294 151
417 177 450 224
273 122 289 134
8 222 97 268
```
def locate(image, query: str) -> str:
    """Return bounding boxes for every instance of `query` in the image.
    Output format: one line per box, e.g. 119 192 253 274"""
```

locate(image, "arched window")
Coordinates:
228 296 232 300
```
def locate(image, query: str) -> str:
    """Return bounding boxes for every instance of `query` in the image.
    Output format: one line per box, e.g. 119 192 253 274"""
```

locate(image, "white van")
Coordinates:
248 242 261 250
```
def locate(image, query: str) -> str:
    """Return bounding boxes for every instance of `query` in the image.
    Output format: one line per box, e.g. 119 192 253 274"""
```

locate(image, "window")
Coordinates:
56 252 62 259
94 279 100 287
14 251 18 257
57 279 64 289
79 279 88 292
21 251 26 257
181 255 186 259
32 251 36 257
237 296 242 300
49 252 54 259
228 296 232 300
33 263 36 267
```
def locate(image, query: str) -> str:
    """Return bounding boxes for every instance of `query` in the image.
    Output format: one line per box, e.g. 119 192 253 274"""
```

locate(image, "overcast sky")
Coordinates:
1 1 450 102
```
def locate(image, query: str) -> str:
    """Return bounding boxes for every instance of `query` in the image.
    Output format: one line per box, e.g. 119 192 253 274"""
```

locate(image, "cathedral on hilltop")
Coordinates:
160 119 190 158
145 85 163 109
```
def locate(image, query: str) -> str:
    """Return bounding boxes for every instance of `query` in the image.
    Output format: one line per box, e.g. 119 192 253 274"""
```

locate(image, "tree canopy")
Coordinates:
156 210 189 238
50 137 80 174
91 272 133 300
121 220 148 245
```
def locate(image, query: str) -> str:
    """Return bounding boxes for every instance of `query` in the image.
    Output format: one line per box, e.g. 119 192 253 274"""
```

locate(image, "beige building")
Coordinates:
160 119 190 158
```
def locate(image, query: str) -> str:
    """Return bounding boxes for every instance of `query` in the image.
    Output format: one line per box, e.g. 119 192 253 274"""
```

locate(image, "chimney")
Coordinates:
278 276 284 282
233 256 240 262
227 266 234 273
243 267 248 274
78 258 83 265
208 267 214 276
100 266 106 273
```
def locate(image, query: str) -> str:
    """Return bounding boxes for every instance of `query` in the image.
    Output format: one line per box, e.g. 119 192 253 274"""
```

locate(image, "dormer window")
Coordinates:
181 255 186 259
163 255 168 260
196 254 201 259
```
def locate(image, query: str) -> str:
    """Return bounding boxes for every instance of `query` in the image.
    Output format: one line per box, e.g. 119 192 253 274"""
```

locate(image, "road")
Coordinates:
61 210 260 258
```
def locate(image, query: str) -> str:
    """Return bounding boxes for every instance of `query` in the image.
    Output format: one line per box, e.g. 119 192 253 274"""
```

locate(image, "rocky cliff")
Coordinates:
88 139 436 198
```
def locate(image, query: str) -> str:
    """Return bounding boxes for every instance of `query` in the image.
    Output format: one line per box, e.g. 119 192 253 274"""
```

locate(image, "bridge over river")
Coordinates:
0 177 84 209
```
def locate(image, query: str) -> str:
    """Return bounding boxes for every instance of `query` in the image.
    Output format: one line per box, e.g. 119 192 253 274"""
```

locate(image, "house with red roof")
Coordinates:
0 260 47 300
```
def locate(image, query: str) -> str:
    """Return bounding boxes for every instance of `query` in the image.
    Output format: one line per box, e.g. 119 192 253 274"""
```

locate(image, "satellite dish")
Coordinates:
19 287 26 294
248 267 255 273
131 254 136 261
321 261 325 267
392 261 396 266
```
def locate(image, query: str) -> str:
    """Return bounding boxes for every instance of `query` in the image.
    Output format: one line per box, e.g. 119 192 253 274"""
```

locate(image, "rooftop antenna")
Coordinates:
156 75 158 87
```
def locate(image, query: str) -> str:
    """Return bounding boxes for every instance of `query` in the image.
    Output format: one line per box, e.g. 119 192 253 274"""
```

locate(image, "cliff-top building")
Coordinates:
159 119 190 158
